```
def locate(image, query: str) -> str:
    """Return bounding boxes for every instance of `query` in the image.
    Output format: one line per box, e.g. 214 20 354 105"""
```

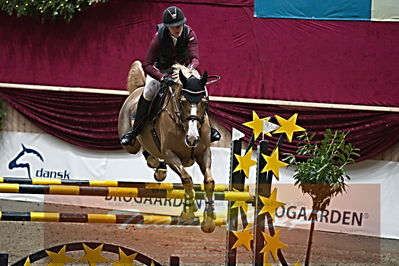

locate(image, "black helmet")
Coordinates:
162 6 186 27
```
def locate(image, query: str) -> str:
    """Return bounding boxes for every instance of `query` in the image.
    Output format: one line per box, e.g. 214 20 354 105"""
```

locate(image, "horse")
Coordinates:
118 61 216 233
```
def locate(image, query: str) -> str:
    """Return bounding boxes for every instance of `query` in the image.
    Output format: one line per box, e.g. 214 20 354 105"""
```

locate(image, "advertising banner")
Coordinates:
0 132 397 239
255 0 399 21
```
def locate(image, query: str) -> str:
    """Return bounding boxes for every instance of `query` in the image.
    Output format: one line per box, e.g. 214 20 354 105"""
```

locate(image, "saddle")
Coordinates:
147 84 169 151
148 84 168 122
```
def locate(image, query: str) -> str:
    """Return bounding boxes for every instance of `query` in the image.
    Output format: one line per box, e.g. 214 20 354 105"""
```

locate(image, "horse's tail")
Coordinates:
126 60 145 94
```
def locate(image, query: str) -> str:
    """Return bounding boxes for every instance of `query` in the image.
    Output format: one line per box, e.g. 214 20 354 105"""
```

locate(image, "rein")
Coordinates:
150 72 210 152
167 86 185 129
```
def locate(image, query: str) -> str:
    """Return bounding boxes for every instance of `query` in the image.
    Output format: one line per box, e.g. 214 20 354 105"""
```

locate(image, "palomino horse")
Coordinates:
118 61 216 233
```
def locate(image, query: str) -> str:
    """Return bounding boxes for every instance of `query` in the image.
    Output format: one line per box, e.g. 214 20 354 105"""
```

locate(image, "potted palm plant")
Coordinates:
285 129 360 265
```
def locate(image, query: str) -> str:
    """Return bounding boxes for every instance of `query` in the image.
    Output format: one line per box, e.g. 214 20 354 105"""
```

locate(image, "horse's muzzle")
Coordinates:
185 134 199 148
185 119 200 148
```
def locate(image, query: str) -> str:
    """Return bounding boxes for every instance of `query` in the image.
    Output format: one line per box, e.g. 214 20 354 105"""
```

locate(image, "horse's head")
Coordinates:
176 69 209 148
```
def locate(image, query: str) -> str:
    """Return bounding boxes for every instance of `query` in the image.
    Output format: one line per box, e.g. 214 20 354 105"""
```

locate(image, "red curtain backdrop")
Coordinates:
0 0 398 106
209 102 399 161
0 0 398 160
0 88 124 149
1 87 398 161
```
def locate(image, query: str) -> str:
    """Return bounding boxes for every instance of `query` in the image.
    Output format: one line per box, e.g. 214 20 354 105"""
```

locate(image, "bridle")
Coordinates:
158 72 220 132
166 85 208 130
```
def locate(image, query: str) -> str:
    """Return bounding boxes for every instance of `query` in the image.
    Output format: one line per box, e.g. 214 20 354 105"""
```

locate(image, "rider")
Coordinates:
120 6 221 146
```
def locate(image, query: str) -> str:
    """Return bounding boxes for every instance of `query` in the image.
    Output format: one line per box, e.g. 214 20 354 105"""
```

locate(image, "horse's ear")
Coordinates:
179 70 187 86
200 71 208 87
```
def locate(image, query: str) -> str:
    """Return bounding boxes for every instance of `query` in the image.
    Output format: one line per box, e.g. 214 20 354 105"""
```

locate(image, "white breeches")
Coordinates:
143 75 161 101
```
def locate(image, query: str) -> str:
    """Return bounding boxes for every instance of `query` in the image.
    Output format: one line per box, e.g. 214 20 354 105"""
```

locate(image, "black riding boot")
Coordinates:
211 127 221 142
120 95 151 146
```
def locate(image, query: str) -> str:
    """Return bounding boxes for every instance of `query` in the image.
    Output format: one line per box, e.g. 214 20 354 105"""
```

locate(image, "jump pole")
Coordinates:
252 135 288 266
0 211 226 226
252 140 270 265
0 183 254 202
0 177 235 192
225 138 246 265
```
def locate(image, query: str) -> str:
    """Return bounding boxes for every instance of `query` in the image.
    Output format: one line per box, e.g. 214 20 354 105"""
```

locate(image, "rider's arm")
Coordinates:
143 33 164 81
187 29 199 69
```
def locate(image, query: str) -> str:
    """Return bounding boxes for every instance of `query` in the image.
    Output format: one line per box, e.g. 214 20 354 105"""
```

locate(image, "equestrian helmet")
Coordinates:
162 6 186 27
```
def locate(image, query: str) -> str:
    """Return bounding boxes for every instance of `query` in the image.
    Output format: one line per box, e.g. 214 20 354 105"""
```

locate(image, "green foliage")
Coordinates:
285 129 360 210
0 0 110 22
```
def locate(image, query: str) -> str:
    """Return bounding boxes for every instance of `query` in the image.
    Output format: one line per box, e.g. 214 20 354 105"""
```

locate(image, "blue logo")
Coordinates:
8 144 71 179
8 144 44 178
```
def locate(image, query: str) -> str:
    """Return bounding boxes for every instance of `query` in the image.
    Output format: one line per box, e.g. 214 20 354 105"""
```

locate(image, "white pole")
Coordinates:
1 82 398 112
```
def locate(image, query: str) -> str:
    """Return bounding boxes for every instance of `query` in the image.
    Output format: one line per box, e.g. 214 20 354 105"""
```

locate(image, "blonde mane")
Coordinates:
126 61 202 94
172 64 201 85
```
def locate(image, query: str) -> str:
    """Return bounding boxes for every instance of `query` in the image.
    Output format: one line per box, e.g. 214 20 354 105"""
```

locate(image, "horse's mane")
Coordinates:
126 61 201 94
172 64 201 82
171 64 201 96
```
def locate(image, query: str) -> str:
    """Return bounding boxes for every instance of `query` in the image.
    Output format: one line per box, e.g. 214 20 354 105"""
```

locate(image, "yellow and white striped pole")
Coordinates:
0 183 254 202
0 211 226 226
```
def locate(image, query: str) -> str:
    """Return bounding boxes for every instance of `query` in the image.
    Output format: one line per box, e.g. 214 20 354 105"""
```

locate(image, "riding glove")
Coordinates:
162 76 175 86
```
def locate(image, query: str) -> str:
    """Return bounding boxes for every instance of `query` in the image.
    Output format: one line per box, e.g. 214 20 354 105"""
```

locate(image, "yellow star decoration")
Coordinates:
294 259 301 266
234 148 257 178
260 230 288 261
111 248 137 266
273 113 306 142
46 245 76 265
231 225 254 251
23 257 30 266
79 244 109 266
231 188 249 214
263 253 273 266
259 188 285 221
243 111 271 139
261 148 288 180
231 200 248 215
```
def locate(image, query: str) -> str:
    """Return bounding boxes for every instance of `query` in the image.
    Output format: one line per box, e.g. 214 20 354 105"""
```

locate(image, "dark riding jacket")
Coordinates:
143 24 199 81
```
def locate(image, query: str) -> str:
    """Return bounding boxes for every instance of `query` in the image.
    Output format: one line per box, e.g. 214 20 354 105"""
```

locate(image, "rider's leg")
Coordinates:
120 76 160 146
120 95 151 145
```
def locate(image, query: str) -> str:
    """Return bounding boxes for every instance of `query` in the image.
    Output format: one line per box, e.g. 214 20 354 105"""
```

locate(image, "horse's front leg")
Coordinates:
196 147 216 233
164 150 197 220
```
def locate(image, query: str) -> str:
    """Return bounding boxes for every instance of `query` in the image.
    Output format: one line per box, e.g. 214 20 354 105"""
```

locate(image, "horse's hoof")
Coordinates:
154 168 167 182
146 155 160 168
201 222 216 233
201 213 216 233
